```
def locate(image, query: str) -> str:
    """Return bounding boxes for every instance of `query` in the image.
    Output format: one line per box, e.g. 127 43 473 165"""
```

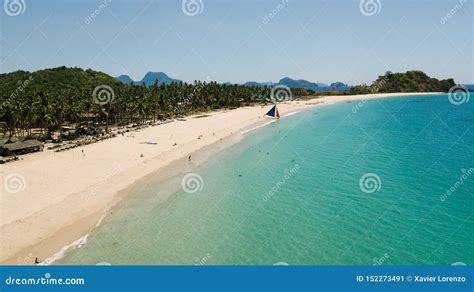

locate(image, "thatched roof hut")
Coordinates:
0 139 43 157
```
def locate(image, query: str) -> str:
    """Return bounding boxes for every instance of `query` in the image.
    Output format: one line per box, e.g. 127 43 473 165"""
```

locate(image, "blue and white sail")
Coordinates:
265 105 280 119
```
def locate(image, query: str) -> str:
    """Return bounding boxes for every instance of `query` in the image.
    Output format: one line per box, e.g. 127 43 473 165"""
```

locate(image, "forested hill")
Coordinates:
0 67 276 138
351 71 455 94
1 66 121 96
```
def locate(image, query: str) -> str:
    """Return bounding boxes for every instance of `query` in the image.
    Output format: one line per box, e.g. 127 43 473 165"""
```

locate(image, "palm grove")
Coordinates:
0 67 279 139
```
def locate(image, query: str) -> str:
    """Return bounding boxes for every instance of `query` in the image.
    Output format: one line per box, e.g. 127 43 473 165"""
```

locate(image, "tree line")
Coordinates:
0 67 311 139
0 68 455 140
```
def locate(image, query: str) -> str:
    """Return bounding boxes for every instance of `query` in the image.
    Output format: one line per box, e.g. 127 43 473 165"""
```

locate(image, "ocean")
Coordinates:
57 94 473 265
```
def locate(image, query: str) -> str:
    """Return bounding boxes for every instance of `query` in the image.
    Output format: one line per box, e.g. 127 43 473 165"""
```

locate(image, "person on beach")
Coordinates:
188 155 191 161
35 257 39 264
82 149 85 158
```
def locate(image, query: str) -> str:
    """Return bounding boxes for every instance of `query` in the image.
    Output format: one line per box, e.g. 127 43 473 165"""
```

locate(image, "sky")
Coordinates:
1 0 472 85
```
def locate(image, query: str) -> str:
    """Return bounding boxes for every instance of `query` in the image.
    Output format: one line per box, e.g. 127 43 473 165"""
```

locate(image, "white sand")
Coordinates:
0 92 438 264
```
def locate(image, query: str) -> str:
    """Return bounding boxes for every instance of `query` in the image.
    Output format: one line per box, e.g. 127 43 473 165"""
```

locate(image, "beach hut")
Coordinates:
0 139 44 157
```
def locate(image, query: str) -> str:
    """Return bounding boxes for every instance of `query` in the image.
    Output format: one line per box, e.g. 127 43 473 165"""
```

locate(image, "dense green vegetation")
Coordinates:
0 67 309 139
350 71 455 94
0 67 455 139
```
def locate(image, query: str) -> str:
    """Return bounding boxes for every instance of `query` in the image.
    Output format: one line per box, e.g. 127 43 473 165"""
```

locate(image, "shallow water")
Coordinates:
59 94 473 265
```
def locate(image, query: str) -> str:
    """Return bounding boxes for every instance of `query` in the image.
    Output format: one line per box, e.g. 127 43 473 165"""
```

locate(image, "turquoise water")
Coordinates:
59 94 473 265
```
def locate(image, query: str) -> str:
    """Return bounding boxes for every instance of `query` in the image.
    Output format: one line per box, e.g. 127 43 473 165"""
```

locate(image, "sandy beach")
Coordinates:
0 92 439 265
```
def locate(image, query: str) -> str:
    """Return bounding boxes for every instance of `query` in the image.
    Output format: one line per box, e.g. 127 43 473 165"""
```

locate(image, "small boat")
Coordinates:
265 105 280 119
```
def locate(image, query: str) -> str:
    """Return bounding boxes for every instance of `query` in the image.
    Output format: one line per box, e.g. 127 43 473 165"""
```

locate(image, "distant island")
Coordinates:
242 78 352 92
0 67 456 142
116 72 182 86
351 71 456 94
116 71 351 91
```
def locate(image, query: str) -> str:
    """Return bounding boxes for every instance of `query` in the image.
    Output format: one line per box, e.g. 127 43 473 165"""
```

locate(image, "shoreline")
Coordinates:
0 92 440 265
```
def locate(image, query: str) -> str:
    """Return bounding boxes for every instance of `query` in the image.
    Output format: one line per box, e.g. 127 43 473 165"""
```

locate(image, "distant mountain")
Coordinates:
141 72 181 85
463 84 474 92
116 72 350 91
278 77 325 90
241 77 350 91
115 72 182 86
116 74 134 85
329 82 351 91
242 81 274 87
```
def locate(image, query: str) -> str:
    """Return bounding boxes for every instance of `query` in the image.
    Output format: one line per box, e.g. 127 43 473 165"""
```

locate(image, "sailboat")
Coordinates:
265 105 280 119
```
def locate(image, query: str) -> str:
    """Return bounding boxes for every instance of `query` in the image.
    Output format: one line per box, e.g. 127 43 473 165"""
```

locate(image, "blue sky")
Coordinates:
1 0 472 84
